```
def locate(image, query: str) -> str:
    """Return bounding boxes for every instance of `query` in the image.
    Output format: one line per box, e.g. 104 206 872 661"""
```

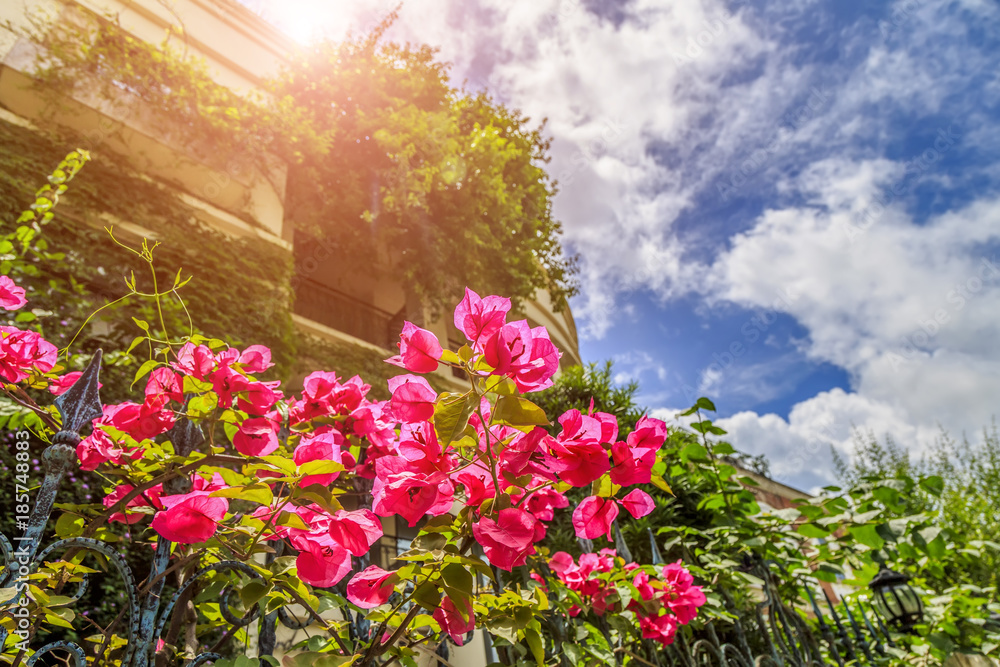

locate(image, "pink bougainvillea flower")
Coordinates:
632 570 660 604
0 327 58 383
292 430 345 487
498 427 548 478
549 551 575 575
238 345 274 373
386 321 442 374
661 560 707 623
104 396 176 442
513 329 561 393
150 491 228 544
237 380 281 415
609 441 655 486
621 489 655 519
214 347 240 368
556 409 602 443
372 456 454 526
640 612 678 646
327 509 383 556
145 367 183 404
171 342 215 379
572 496 620 540
482 320 530 376
76 428 143 471
387 374 437 422
453 288 510 346
627 416 668 451
232 417 280 457
546 438 610 488
346 565 399 609
191 472 228 493
103 483 164 524
456 469 494 508
473 507 538 571
434 596 475 645
0 276 27 311
292 371 370 422
208 366 250 408
290 532 352 587
482 320 561 393
525 486 570 522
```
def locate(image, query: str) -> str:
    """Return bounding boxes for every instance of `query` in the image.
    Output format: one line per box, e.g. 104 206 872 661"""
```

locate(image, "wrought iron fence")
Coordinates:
0 352 897 667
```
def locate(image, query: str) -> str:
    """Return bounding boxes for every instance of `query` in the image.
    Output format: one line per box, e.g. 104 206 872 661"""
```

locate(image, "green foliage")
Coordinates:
834 426 1000 607
0 116 297 395
535 361 1000 663
26 10 577 314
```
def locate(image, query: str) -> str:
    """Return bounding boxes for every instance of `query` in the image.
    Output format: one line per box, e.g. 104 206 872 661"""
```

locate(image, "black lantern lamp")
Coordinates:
868 566 924 631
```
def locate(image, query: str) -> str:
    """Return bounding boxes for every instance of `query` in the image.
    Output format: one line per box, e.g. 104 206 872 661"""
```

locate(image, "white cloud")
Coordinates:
252 0 1000 490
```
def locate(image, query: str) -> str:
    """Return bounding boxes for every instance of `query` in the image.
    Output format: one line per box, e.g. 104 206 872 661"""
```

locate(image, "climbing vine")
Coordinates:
18 7 578 313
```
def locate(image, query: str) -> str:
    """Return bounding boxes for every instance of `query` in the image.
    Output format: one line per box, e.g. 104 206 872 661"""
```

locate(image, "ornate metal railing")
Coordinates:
292 277 404 350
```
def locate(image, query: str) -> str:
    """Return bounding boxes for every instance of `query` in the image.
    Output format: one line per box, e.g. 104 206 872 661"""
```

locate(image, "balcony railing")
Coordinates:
293 277 403 350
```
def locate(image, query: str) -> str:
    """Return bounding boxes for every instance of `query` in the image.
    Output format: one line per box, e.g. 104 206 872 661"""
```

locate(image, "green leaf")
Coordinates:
493 395 549 430
680 397 717 416
131 317 150 332
482 375 518 396
132 359 159 388
712 442 737 456
849 524 885 549
680 443 709 462
524 628 544 665
126 336 146 355
241 580 271 608
433 392 476 445
651 474 673 495
796 523 830 539
282 653 356 667
55 513 85 539
299 460 346 477
274 511 310 531
919 475 945 497
187 392 219 418
211 484 273 506
441 563 473 598
412 580 442 611
439 350 463 365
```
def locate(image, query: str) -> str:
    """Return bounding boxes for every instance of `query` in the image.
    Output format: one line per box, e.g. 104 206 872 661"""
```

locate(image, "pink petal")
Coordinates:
0 276 27 311
150 494 228 544
346 565 398 608
621 489 655 518
572 496 619 540
232 417 280 457
433 596 475 645
328 509 383 557
387 374 437 422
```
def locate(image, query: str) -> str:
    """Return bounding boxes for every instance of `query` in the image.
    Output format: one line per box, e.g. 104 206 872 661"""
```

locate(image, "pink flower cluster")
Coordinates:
388 288 561 393
549 550 706 646
2 275 690 647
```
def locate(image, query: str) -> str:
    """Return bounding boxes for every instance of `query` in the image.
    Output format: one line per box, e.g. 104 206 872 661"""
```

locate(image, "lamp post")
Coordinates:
868 566 923 632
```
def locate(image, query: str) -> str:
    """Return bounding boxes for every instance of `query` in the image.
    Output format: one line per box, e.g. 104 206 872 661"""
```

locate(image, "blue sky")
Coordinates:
257 0 1000 491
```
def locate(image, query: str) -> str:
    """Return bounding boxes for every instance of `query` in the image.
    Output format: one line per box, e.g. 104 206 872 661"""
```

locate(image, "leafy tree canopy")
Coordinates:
26 10 578 315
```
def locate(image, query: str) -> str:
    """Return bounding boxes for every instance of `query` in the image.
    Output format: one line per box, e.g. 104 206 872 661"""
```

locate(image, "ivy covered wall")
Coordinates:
0 116 404 398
